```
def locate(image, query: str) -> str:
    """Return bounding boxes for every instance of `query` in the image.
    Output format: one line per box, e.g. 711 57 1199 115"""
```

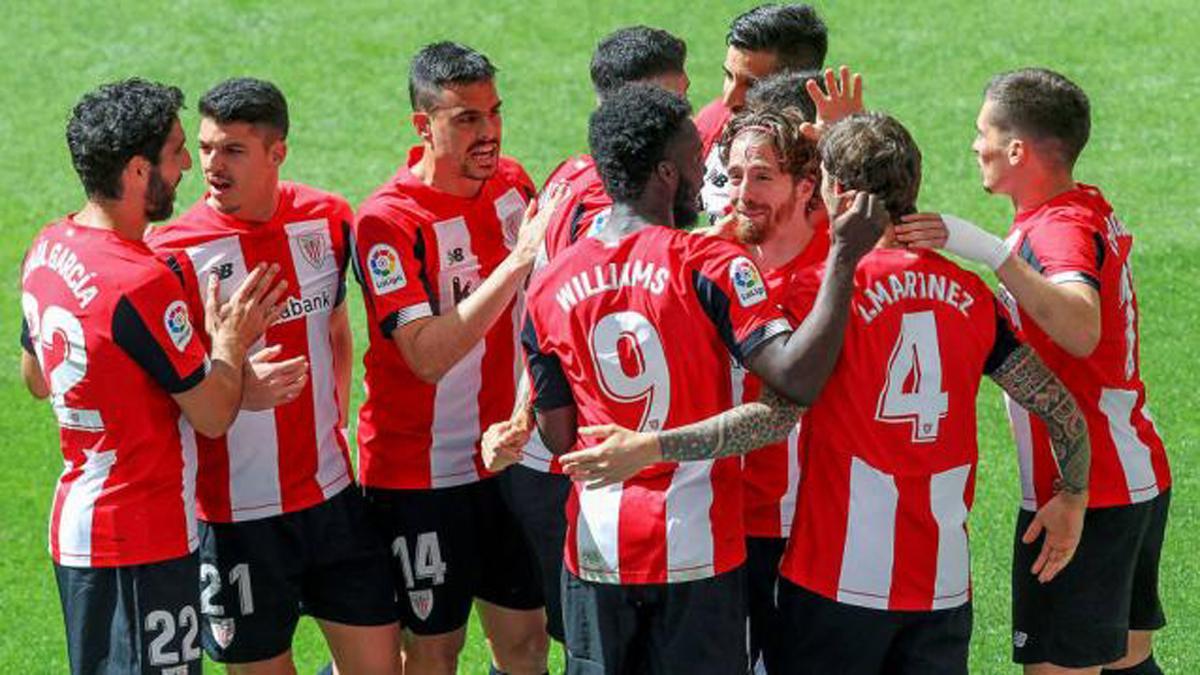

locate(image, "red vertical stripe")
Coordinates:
619 471 672 584
891 477 936 611
709 457 746 575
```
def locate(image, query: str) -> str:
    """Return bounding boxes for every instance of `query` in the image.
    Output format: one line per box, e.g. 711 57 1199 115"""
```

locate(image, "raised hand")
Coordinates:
1022 491 1087 583
559 423 662 489
512 181 571 267
830 190 888 261
801 66 865 140
241 344 309 411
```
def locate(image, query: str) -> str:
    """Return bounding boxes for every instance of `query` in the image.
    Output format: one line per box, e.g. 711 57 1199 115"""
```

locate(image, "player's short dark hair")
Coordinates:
198 77 289 139
590 26 687 99
727 4 827 71
719 106 818 182
589 83 693 201
408 41 496 112
745 69 824 122
820 112 922 220
65 78 184 200
985 67 1090 167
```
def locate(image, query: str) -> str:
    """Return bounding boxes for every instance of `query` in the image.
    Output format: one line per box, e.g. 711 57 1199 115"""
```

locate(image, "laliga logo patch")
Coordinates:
368 243 406 295
409 589 434 621
730 257 767 308
163 300 193 351
210 617 236 649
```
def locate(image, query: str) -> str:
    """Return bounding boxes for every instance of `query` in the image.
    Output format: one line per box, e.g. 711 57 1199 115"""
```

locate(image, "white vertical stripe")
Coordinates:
666 461 717 582
57 449 117 567
1099 388 1160 503
778 422 801 536
576 483 624 583
430 216 483 487
285 220 349 498
178 419 198 551
837 457 898 610
730 360 747 405
1005 394 1038 511
930 464 971 610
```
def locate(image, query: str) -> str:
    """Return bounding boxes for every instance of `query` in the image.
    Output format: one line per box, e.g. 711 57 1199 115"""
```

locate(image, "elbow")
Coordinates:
1062 327 1100 359
410 362 445 385
191 410 237 440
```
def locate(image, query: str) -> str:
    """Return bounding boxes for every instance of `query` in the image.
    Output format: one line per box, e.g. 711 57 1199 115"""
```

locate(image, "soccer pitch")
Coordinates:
1 1 1196 672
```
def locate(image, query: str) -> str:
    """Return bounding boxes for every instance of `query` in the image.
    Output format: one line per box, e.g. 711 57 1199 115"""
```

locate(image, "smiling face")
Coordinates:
721 46 778 113
198 117 284 217
415 79 503 182
726 133 808 245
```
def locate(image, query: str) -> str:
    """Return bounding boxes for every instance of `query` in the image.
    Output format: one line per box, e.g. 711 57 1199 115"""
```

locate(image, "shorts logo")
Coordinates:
210 617 236 650
730 257 767 308
368 244 406 295
409 589 434 622
1013 631 1028 648
163 300 193 351
296 232 330 270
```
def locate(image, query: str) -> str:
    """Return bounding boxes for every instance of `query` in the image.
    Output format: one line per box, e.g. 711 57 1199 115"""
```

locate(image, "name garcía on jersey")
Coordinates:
855 270 976 325
554 259 670 312
22 239 99 308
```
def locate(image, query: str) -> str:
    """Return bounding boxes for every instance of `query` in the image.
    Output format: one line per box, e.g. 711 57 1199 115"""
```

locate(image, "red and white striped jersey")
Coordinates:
734 224 829 538
147 182 355 523
695 98 733 219
353 146 536 490
21 218 209 567
779 248 1020 611
999 184 1170 509
523 222 791 584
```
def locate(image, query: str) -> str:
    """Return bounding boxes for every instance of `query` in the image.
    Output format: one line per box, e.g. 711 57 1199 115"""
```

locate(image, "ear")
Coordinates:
654 159 679 189
270 139 288 167
412 112 432 142
122 155 151 194
1006 137 1025 166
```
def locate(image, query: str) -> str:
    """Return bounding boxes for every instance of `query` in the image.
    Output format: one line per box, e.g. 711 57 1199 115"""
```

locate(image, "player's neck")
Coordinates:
412 149 484 198
757 217 814 270
1010 169 1076 213
207 184 281 223
609 201 668 233
75 200 147 241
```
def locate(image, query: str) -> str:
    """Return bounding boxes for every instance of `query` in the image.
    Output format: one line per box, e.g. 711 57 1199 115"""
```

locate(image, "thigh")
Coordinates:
1129 489 1170 631
1012 502 1152 668
652 567 748 675
500 464 571 641
885 603 972 675
362 485 475 636
745 537 787 671
198 516 302 663
561 569 639 675
473 476 546 612
300 487 399 628
774 578 897 675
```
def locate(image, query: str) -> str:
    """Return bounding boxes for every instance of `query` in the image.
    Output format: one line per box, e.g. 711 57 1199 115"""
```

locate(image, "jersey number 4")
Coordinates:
875 311 949 443
589 311 671 433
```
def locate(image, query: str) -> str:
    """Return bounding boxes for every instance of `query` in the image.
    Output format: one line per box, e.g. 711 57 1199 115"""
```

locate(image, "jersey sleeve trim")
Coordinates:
740 318 793 362
984 298 1023 376
380 302 434 337
112 296 208 394
1048 270 1100 290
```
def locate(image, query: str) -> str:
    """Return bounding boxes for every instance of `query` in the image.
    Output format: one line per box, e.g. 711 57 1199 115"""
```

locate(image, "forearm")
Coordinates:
21 352 49 399
330 308 353 425
991 344 1090 494
534 405 578 455
995 256 1100 357
657 387 802 462
400 256 530 382
182 338 247 438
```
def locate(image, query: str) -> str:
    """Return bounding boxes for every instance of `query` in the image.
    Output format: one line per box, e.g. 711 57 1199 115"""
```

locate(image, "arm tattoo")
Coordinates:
990 344 1091 494
658 387 803 462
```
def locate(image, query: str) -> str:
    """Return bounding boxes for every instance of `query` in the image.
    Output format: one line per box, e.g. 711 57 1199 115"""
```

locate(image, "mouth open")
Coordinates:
207 176 233 193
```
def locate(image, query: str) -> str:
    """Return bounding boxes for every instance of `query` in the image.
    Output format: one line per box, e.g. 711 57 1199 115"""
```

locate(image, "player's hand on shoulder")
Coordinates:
482 419 529 472
207 263 288 354
241 345 309 411
560 424 663 489
830 190 888 261
512 182 572 268
895 212 950 250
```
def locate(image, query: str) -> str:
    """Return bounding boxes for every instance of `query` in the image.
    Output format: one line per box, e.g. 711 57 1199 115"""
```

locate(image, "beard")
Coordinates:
144 167 176 222
735 192 798 245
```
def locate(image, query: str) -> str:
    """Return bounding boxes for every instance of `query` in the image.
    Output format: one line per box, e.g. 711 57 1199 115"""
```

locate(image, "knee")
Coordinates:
490 626 550 674
405 632 466 673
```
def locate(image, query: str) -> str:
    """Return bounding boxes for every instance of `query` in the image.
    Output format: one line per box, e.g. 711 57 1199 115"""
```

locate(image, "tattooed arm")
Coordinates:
558 387 802 488
989 342 1090 583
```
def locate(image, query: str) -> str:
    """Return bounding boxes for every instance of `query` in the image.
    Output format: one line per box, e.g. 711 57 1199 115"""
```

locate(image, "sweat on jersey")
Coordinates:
522 221 791 585
999 184 1170 510
21 218 209 567
147 182 355 523
779 248 1021 612
353 146 536 490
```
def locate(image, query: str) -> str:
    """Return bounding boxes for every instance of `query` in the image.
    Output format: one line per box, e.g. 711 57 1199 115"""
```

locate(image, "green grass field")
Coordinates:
2 1 1196 672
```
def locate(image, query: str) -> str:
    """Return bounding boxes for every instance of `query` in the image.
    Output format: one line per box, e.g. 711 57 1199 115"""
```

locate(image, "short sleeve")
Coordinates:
686 239 791 365
1020 215 1105 290
112 267 210 394
520 313 574 411
20 317 34 355
352 210 435 337
331 201 354 307
984 296 1024 376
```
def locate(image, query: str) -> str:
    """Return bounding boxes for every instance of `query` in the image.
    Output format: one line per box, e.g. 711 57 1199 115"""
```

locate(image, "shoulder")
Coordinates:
496 156 536 195
355 179 427 236
285 181 353 220
145 200 212 249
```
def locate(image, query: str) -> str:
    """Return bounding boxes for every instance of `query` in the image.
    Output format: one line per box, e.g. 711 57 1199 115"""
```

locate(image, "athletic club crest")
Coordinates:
210 617 236 649
296 233 329 270
409 589 434 621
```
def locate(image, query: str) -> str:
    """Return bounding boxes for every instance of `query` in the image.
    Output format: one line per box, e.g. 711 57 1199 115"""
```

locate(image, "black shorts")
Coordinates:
364 477 544 635
55 552 202 675
1012 488 1170 668
746 537 787 673
197 486 397 663
775 579 972 675
498 464 571 642
561 566 748 675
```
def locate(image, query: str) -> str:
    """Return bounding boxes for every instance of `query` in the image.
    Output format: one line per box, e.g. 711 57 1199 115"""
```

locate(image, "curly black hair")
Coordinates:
199 77 288 139
728 4 827 71
408 42 496 112
588 83 692 202
590 26 687 99
66 78 184 200
746 69 823 122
